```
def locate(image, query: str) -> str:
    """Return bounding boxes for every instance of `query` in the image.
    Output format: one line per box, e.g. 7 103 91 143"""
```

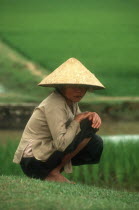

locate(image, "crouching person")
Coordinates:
13 58 105 183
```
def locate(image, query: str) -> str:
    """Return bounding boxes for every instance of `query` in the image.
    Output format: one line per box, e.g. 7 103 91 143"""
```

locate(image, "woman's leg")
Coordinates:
20 119 100 182
45 119 100 183
71 134 103 166
45 137 92 183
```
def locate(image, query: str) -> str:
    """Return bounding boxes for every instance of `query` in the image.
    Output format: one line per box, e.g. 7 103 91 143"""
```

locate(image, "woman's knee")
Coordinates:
90 135 103 162
89 134 103 151
96 135 103 148
80 118 91 129
80 119 99 134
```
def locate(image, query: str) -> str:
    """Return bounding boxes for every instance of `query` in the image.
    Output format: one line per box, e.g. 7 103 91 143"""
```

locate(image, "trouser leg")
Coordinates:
64 118 98 154
71 134 103 166
20 119 102 180
46 119 100 173
44 118 97 170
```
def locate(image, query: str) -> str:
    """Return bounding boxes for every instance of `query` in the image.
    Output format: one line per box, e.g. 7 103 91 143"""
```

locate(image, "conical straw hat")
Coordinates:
38 58 105 90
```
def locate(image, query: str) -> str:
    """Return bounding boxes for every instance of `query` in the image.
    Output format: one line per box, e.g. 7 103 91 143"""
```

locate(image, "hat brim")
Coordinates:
38 83 105 91
38 58 105 91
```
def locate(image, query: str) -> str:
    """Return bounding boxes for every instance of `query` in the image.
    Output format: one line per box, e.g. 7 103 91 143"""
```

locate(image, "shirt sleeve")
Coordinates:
45 105 80 152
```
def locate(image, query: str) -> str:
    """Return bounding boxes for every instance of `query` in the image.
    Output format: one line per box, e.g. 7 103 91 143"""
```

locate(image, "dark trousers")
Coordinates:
20 119 103 180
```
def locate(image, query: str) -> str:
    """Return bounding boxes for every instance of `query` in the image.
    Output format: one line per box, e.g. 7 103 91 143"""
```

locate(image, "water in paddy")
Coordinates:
0 121 139 144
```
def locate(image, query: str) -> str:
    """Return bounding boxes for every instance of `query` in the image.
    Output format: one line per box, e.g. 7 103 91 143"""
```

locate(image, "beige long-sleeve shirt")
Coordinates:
13 90 81 173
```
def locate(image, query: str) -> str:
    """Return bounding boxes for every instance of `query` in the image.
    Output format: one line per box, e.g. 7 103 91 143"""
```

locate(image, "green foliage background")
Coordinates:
0 0 139 97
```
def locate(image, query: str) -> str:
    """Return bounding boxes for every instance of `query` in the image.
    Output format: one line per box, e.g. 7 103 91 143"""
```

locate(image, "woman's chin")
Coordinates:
72 97 82 102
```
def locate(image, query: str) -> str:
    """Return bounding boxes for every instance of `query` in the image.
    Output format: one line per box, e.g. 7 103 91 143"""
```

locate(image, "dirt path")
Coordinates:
0 40 46 78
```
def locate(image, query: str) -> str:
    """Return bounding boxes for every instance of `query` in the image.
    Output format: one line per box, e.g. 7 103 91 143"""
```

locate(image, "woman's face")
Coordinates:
61 85 87 103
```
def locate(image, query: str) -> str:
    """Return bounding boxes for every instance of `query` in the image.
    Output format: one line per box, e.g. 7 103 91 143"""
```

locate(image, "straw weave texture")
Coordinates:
38 58 105 90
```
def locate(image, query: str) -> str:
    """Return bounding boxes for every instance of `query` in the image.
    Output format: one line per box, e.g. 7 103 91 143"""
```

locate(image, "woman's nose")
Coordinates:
74 87 81 91
74 87 85 93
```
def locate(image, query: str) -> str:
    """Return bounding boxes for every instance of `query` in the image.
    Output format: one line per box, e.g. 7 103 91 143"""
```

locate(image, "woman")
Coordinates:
13 58 105 183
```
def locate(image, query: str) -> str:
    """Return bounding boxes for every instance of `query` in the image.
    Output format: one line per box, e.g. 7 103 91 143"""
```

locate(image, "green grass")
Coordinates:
0 40 52 102
1 40 139 104
66 140 139 191
1 139 139 192
0 0 139 97
0 175 139 210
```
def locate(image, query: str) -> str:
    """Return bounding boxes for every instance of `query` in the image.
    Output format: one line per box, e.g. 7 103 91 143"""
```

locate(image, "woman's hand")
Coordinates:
88 112 101 129
75 112 101 129
74 112 91 123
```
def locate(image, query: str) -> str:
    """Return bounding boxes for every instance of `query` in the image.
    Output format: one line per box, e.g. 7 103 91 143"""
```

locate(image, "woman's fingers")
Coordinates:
89 112 101 128
88 114 93 121
75 112 93 122
92 120 101 128
75 112 102 127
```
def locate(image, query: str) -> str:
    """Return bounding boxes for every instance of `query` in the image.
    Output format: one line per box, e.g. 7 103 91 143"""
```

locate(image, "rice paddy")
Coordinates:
0 136 139 192
0 0 139 98
0 1 139 209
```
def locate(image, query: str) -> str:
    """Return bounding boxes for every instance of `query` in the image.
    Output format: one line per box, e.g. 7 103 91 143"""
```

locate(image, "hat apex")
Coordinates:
38 57 105 90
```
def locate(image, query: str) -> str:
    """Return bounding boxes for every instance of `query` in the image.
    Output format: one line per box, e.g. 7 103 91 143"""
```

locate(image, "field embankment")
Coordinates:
0 176 139 210
1 101 139 129
0 40 51 103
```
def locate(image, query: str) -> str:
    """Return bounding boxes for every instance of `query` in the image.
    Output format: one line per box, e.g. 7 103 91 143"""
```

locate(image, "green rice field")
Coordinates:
0 2 139 208
0 0 139 98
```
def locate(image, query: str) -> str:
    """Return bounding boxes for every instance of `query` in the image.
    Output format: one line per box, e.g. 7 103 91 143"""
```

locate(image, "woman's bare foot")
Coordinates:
45 170 71 183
